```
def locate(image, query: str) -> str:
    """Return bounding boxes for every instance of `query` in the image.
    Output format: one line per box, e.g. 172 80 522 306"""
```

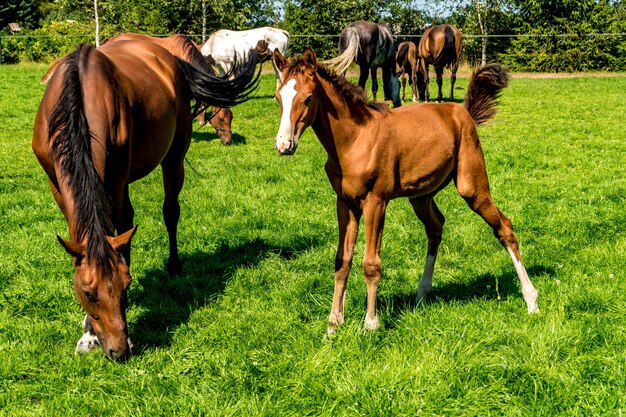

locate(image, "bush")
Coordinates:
0 21 103 64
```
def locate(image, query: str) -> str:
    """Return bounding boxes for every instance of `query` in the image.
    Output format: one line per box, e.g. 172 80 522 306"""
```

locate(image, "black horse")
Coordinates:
323 20 401 108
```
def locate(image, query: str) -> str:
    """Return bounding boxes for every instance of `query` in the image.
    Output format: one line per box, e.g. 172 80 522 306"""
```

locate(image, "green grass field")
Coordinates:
0 63 625 416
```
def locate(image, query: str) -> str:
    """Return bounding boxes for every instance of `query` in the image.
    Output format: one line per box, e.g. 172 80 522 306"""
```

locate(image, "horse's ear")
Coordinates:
273 48 288 72
57 236 85 259
303 47 317 72
109 226 138 251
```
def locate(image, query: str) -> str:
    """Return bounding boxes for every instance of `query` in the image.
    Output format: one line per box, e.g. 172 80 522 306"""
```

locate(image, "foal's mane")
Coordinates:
285 57 389 118
48 45 116 275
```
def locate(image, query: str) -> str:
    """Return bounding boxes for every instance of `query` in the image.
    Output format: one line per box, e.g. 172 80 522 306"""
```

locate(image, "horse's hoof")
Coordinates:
364 315 380 331
167 258 182 275
75 332 100 354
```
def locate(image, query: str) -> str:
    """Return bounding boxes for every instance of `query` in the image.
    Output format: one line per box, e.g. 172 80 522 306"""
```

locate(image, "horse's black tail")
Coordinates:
436 25 458 68
48 44 115 272
175 52 261 108
464 63 510 126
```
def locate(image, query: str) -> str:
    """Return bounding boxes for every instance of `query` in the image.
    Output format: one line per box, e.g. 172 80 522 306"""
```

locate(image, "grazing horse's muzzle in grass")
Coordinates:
59 228 136 361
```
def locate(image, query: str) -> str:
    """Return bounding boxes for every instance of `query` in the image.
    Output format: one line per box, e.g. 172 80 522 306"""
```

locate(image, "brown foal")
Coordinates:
273 48 538 335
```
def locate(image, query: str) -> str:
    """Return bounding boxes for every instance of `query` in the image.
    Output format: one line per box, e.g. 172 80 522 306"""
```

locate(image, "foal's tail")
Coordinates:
175 52 261 108
321 26 360 76
464 63 510 126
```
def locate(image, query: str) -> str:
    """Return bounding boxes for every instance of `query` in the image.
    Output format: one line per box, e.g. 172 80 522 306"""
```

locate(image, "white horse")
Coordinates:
201 27 290 90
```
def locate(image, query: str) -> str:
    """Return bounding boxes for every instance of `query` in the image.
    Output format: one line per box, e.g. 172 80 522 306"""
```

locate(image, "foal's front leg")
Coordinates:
362 196 387 331
328 198 361 335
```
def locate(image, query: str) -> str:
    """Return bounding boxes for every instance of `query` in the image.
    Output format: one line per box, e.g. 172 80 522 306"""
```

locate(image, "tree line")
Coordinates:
1 0 625 71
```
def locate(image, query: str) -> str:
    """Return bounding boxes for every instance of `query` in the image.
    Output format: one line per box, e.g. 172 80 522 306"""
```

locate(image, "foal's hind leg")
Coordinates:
455 150 539 313
409 196 445 303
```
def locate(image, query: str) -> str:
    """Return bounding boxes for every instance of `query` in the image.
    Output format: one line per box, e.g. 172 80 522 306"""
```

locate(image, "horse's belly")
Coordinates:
127 119 178 182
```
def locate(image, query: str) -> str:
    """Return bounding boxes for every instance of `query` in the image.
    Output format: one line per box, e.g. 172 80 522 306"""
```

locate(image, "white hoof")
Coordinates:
364 314 380 331
416 285 432 304
75 331 100 354
523 288 539 314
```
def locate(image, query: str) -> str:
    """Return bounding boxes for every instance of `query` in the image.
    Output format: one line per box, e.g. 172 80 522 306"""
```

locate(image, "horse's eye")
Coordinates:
304 95 313 106
84 290 97 303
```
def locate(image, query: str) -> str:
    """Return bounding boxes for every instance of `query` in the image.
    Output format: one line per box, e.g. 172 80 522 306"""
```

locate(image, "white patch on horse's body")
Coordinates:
201 27 290 89
506 247 539 314
276 79 297 153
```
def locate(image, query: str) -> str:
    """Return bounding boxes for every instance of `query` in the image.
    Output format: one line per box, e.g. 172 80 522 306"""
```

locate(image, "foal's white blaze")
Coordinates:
506 247 540 314
276 79 297 153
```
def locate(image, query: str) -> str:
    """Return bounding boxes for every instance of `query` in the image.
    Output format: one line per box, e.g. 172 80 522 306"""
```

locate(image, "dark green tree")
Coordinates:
501 0 626 71
0 0 45 29
282 0 386 59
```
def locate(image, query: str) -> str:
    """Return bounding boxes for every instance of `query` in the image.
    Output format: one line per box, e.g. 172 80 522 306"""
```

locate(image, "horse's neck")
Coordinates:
311 77 367 163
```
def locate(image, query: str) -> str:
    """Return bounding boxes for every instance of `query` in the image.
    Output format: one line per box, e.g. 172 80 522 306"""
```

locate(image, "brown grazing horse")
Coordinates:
39 35 237 145
272 48 538 335
103 33 236 145
33 40 258 359
418 24 463 102
396 40 421 102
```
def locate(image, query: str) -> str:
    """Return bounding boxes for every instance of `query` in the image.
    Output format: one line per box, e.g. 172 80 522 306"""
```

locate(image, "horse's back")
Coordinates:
202 27 289 59
98 40 185 101
96 40 192 177
385 102 472 152
419 24 462 65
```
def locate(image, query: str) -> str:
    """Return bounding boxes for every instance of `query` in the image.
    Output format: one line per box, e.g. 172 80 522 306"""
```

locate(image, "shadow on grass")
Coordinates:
129 236 318 351
379 264 554 327
191 129 246 145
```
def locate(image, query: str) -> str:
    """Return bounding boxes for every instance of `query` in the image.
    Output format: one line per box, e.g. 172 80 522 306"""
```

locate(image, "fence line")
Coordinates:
3 32 626 39
2 32 625 65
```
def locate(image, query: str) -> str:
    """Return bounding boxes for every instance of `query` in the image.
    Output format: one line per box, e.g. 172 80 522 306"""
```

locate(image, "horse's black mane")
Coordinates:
169 34 218 76
284 57 389 117
48 45 116 276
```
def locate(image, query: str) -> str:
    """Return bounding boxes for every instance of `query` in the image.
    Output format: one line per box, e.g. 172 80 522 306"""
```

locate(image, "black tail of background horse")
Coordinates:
437 25 458 69
175 53 261 108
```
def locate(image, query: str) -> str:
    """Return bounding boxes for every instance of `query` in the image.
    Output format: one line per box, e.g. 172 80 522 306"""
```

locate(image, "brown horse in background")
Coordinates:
33 40 258 359
273 48 538 336
418 24 463 102
396 40 421 102
104 33 236 145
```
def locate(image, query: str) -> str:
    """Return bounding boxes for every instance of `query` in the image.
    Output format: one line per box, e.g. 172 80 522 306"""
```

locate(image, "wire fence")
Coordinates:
2 32 626 69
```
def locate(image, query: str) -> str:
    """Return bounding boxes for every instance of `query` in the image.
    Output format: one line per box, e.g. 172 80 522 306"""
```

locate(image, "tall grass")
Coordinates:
0 63 624 416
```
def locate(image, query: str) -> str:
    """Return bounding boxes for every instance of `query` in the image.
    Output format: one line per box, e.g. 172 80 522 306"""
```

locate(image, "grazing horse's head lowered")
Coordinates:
34 40 259 360
58 228 137 359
